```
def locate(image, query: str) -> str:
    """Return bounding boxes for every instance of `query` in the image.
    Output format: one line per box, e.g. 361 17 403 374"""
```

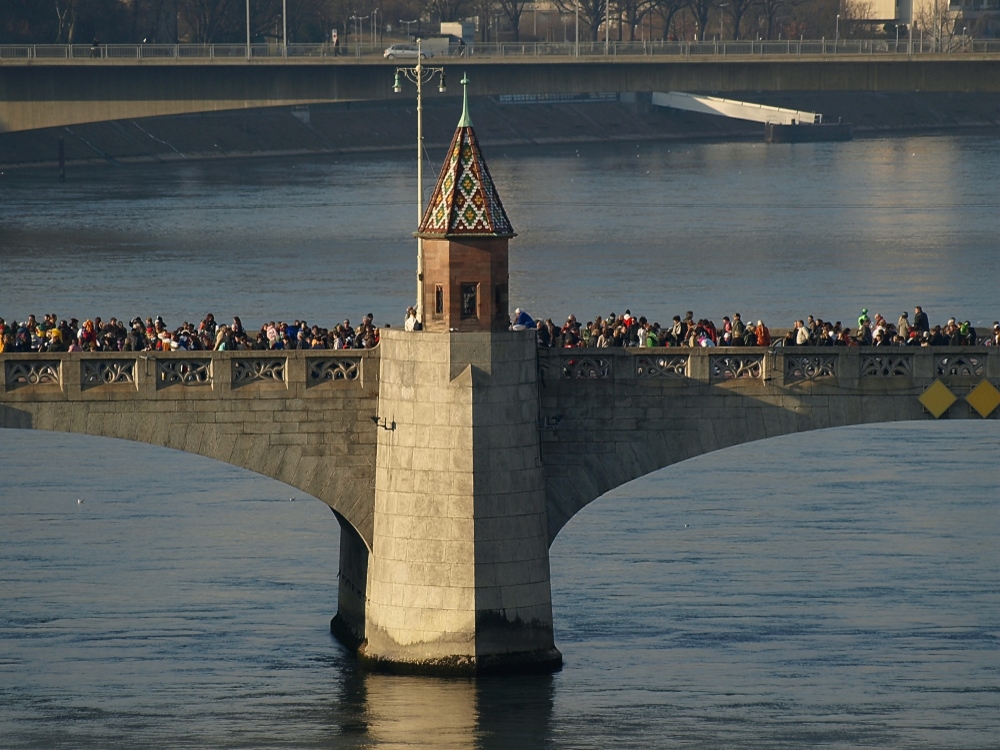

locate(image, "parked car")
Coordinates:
383 44 430 59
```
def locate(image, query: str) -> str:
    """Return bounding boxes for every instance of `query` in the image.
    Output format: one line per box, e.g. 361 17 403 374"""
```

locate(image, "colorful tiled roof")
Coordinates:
417 97 515 238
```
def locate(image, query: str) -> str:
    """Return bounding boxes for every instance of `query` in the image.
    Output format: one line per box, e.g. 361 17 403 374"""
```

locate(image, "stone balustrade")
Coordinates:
1 349 376 400
537 345 996 388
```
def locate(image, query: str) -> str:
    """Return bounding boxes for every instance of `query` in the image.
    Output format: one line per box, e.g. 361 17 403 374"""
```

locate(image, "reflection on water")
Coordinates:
329 672 555 749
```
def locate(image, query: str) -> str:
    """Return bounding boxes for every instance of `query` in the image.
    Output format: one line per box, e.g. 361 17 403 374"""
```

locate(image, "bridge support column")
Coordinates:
344 329 559 674
331 511 370 651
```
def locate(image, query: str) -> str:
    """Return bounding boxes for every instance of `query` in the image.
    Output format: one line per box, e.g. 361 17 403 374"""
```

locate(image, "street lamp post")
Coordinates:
350 14 369 55
605 0 610 55
245 0 250 60
282 0 287 56
719 3 728 40
835 13 839 46
575 0 579 57
392 39 447 324
400 18 418 39
372 8 381 46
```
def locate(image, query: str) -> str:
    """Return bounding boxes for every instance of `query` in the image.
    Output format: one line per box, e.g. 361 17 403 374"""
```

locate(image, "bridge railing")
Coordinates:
3 38 999 62
538 345 997 391
0 349 379 399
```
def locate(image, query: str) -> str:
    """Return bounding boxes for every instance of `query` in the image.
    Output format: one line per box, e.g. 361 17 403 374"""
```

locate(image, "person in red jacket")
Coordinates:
755 320 771 347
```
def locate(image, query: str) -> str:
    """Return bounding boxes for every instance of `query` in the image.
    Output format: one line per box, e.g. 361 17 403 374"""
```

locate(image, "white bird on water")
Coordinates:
77 498 83 505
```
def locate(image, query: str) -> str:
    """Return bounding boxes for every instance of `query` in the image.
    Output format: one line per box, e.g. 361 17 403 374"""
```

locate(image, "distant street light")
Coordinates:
835 13 840 45
605 0 610 55
575 0 579 57
282 0 287 56
392 40 447 323
350 14 369 55
245 0 250 60
719 3 728 40
400 18 418 39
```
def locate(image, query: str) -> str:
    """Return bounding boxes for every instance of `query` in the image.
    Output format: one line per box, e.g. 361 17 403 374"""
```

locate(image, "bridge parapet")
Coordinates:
537 345 996 389
537 346 998 542
1 349 375 400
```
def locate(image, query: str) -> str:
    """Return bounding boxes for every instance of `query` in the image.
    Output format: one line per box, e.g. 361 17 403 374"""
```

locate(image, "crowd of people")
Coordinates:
514 306 1000 349
0 313 381 353
3 306 999 355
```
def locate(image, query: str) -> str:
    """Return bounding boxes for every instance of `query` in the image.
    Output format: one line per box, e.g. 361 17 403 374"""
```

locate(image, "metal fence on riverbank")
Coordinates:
2 38 999 62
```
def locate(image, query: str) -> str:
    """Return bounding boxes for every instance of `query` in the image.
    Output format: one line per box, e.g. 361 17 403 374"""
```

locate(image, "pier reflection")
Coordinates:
331 667 555 748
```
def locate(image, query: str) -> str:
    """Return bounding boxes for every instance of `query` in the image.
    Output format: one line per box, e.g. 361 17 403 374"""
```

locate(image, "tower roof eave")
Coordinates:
415 230 517 240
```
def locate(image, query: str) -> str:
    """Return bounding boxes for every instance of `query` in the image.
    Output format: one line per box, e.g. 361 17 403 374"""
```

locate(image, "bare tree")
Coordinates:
55 0 80 43
552 0 608 41
423 0 474 22
495 0 528 40
651 0 687 39
687 0 714 38
724 0 757 38
618 0 659 40
911 0 953 47
756 0 790 38
177 0 239 42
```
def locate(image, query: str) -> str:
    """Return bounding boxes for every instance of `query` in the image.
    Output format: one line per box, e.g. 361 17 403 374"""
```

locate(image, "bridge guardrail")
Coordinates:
0 349 379 399
3 39 999 63
538 345 997 391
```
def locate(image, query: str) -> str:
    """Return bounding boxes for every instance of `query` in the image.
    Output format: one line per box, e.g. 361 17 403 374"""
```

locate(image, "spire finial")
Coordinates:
458 73 472 127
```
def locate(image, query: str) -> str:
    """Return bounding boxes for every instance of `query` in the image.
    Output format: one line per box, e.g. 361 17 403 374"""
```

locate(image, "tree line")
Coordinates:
2 0 949 46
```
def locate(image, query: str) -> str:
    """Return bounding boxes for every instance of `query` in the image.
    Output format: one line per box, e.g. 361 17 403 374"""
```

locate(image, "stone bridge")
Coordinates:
2 337 997 673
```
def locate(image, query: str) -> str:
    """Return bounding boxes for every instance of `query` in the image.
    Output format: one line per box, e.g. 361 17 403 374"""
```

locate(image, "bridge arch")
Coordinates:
538 346 999 543
0 349 380 546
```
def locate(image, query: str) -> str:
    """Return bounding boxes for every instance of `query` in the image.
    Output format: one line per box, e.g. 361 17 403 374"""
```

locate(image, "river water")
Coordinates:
1 133 998 747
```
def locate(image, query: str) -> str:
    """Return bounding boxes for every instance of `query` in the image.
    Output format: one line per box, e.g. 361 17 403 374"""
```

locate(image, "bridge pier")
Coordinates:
332 329 559 674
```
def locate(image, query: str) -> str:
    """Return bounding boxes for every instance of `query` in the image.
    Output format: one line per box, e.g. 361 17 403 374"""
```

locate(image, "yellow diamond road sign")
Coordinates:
918 380 957 419
965 380 1000 418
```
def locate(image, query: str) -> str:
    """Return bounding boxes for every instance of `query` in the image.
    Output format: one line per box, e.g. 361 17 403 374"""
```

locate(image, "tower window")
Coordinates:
460 283 478 319
435 285 444 315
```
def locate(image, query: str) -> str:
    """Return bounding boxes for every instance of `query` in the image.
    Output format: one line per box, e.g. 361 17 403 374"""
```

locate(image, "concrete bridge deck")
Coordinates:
3 44 1000 132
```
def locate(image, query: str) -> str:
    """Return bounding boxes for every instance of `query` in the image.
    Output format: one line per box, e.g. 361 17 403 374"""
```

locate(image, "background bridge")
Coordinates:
3 45 1000 132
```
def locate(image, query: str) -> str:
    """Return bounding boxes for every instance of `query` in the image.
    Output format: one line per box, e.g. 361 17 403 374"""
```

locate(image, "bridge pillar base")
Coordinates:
359 330 557 676
354 642 562 676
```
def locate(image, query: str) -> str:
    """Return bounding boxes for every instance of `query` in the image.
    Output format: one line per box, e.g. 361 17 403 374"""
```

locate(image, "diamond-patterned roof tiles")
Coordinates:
418 125 515 238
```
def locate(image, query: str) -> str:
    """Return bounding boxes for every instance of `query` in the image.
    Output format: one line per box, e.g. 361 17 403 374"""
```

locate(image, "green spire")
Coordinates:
458 73 472 127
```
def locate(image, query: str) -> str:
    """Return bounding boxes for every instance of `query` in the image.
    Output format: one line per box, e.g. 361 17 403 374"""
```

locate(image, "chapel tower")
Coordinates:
416 80 514 332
